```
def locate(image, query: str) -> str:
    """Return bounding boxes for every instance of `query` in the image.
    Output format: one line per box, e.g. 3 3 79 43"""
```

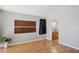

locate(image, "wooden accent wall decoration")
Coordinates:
14 20 36 33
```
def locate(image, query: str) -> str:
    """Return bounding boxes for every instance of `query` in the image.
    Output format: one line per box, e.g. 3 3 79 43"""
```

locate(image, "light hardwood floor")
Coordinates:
52 39 79 53
0 39 79 53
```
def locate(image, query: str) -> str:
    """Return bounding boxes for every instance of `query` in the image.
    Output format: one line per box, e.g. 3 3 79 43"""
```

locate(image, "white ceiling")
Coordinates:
0 5 79 17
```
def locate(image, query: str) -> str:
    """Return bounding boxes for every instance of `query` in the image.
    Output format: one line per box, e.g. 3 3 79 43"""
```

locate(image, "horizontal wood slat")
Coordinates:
15 26 36 28
15 20 36 26
15 28 36 33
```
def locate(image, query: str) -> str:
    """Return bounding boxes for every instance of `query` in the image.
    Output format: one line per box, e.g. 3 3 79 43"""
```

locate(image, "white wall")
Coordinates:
0 10 46 44
47 6 79 48
0 12 2 35
0 11 4 36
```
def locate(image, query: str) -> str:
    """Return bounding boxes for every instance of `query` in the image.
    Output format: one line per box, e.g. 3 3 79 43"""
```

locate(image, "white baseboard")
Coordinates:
9 39 46 46
59 41 79 50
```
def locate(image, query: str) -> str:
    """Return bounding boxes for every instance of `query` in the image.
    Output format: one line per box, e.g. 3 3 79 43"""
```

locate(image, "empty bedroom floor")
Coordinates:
0 39 79 53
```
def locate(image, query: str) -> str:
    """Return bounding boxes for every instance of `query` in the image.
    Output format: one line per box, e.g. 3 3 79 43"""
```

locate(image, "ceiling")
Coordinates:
0 5 79 17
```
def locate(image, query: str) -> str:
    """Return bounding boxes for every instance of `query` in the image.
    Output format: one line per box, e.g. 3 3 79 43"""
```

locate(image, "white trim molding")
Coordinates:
9 39 46 46
59 41 79 50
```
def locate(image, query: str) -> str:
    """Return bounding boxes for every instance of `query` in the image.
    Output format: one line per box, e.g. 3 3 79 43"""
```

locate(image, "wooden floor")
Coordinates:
0 39 79 53
52 39 79 53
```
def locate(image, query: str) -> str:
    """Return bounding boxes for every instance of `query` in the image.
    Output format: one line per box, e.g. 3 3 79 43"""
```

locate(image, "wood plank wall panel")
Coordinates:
15 20 36 26
14 20 36 34
15 28 36 33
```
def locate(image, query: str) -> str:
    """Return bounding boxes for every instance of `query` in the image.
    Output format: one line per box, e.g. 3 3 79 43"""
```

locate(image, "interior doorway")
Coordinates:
52 18 59 49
